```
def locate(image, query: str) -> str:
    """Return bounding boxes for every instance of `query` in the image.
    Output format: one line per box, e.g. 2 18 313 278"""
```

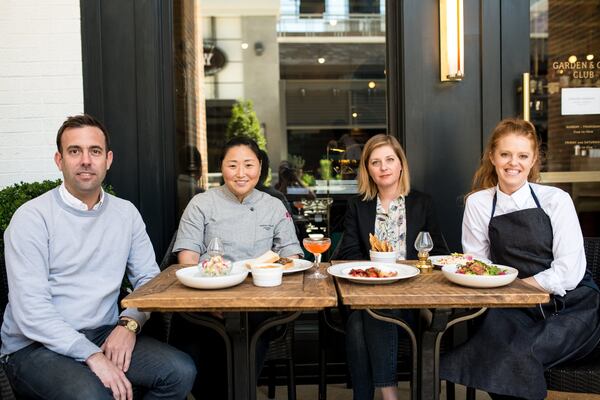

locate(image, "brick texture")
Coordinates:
0 0 83 189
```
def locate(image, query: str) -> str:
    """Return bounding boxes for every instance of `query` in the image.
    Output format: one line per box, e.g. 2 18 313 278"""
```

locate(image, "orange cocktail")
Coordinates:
303 240 330 255
302 234 331 278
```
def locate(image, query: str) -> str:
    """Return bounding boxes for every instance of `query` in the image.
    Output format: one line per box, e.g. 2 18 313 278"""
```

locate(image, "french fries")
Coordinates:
369 233 394 252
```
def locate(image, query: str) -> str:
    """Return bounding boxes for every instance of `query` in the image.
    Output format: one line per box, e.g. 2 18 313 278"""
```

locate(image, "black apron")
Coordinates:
440 186 600 400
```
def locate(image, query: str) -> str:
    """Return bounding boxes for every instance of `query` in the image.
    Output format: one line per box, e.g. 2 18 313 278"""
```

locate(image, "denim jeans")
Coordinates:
345 309 415 400
4 324 196 400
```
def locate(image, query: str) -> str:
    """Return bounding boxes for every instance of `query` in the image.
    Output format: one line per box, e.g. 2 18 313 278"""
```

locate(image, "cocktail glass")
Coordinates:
292 201 304 216
302 234 331 279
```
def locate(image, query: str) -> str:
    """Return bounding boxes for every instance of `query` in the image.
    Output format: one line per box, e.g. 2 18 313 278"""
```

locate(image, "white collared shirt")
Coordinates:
462 182 586 296
58 183 105 211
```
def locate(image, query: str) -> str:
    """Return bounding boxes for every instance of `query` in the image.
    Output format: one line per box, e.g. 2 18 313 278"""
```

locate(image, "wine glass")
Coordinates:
414 231 434 273
292 200 304 216
302 234 331 279
207 237 224 257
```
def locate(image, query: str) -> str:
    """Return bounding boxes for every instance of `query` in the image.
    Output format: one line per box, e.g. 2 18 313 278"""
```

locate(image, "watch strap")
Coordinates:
117 318 140 334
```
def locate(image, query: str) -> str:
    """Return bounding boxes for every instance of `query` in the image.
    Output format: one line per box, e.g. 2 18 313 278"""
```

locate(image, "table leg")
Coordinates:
419 308 488 400
318 311 327 400
419 309 451 400
225 312 250 400
181 312 233 400
249 311 302 400
366 309 418 400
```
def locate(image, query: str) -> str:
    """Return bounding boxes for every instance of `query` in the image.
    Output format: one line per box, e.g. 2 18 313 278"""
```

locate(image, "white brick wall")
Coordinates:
0 0 84 189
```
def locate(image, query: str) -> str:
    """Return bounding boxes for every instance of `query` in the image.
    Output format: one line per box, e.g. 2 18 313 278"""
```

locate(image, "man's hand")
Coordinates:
101 324 137 372
86 352 133 400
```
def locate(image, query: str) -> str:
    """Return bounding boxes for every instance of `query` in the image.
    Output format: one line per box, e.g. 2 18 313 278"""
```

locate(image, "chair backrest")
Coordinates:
584 237 600 284
159 232 179 271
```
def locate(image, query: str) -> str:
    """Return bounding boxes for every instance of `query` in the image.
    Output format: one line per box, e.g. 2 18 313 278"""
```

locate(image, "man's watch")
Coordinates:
117 318 140 334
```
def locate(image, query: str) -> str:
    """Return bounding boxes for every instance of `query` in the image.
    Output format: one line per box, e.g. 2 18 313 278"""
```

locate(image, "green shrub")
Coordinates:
226 100 273 185
225 100 267 150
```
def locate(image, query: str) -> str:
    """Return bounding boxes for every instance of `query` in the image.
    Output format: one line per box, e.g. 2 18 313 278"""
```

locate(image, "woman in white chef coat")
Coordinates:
440 119 600 400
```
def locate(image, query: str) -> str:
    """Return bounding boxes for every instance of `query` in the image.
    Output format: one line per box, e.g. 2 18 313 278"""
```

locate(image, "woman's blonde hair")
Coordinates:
357 134 411 200
469 118 541 196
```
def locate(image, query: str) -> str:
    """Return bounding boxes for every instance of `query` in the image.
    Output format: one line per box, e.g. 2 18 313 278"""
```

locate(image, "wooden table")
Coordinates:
332 260 551 400
122 264 337 400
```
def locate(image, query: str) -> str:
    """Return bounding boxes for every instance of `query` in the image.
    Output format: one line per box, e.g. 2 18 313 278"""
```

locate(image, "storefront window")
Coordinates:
529 0 600 235
173 0 387 233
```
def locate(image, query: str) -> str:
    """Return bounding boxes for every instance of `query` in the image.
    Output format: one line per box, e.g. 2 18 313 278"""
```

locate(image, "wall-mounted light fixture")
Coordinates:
254 41 264 56
439 0 464 81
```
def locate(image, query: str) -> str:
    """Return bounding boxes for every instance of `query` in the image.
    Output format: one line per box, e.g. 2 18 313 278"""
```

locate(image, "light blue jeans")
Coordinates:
345 309 416 400
3 324 196 400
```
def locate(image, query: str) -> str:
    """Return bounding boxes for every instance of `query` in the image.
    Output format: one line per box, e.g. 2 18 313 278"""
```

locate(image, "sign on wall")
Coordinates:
203 44 227 76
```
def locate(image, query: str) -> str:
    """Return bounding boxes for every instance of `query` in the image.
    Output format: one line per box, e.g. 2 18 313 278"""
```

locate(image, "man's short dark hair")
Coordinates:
56 114 110 153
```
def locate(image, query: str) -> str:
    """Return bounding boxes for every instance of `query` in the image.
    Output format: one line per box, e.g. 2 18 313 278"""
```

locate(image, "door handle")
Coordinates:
522 72 530 121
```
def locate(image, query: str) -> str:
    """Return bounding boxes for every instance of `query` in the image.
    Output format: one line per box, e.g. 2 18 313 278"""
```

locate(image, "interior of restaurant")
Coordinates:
77 0 600 396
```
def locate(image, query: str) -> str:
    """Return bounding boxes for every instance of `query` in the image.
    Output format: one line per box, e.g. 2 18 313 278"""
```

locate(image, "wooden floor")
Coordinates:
254 383 600 400
256 381 490 400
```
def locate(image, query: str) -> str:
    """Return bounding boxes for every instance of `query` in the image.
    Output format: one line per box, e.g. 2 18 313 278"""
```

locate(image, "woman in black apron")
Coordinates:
440 119 600 400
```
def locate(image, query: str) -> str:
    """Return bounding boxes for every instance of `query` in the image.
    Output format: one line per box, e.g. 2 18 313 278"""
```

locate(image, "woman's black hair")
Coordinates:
258 149 269 185
220 136 262 164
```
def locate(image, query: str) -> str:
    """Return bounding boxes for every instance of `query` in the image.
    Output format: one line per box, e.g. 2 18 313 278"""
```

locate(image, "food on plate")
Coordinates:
369 233 394 252
245 250 294 269
434 253 475 265
456 260 507 276
348 267 398 278
199 255 231 276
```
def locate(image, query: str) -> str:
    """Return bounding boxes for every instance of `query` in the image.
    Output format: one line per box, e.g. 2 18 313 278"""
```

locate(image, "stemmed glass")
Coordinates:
292 201 304 216
414 231 434 273
302 234 331 279
207 237 224 257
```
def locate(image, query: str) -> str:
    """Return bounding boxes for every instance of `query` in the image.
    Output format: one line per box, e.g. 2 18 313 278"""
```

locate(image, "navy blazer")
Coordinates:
336 190 448 260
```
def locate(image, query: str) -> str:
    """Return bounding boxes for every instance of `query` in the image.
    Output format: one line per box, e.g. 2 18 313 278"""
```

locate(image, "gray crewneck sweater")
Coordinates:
1 188 159 361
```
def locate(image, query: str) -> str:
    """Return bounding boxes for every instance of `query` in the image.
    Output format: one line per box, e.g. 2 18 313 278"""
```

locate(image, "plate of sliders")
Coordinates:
234 250 313 275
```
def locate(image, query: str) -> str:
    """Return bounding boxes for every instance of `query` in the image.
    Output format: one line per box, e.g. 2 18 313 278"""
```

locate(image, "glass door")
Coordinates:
528 0 600 236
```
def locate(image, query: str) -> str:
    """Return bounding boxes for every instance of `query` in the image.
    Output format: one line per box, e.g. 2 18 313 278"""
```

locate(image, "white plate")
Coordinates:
327 261 420 284
176 265 248 289
234 258 313 274
429 254 492 267
441 264 518 288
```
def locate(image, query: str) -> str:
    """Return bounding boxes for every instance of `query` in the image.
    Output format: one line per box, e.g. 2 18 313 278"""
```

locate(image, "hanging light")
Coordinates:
439 0 464 81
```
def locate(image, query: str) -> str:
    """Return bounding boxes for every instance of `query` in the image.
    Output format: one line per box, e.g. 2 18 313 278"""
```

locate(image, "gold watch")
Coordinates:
117 318 140 334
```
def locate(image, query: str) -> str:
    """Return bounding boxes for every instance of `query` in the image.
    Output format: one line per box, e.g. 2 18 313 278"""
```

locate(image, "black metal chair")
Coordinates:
543 236 600 395
0 232 178 400
161 232 298 399
466 237 600 399
263 323 296 400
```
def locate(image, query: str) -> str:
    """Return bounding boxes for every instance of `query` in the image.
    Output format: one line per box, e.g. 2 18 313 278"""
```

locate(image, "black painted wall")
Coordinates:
80 0 177 259
397 0 529 250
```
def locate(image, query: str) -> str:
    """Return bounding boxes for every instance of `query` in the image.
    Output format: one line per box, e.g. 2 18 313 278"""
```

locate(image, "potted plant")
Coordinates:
226 100 271 184
226 100 267 150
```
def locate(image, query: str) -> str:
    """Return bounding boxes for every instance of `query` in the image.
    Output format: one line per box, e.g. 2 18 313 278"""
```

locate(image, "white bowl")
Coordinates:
369 250 398 263
251 263 284 287
441 264 518 288
176 265 248 289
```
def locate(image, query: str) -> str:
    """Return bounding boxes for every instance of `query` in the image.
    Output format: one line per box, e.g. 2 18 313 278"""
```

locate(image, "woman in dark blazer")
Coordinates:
338 134 447 400
337 191 447 260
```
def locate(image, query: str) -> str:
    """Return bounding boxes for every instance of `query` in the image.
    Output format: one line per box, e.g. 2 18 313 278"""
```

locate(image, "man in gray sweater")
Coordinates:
1 114 196 400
